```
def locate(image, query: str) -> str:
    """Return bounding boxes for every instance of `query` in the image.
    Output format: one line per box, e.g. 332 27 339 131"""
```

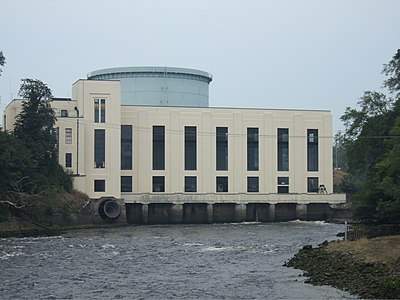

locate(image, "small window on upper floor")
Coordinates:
61 110 68 117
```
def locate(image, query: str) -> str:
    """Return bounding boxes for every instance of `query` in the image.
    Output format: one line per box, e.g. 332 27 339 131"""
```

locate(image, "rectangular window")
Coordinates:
65 153 72 168
247 128 259 171
61 110 68 117
307 129 319 171
153 126 165 170
216 127 228 171
185 126 197 170
278 128 289 171
121 125 133 170
94 98 105 123
153 176 165 192
247 177 259 192
94 129 105 168
94 180 105 192
184 176 197 192
307 177 319 193
121 176 132 192
216 176 228 192
277 177 289 194
65 128 72 144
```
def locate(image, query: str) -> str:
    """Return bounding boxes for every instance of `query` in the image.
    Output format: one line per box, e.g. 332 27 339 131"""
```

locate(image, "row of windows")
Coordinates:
69 125 318 171
99 176 320 193
150 126 319 172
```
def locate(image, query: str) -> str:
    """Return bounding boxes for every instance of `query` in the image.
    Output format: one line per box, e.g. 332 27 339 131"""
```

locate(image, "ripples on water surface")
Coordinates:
0 221 356 299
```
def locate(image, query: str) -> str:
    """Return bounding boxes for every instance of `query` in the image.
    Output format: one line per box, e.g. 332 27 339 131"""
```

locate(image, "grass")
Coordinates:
327 235 400 268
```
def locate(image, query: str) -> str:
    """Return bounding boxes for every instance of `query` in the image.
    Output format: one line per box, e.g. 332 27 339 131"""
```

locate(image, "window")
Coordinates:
247 177 259 192
185 126 197 170
216 176 228 192
61 110 68 117
121 125 132 170
307 177 319 193
307 129 318 171
153 126 165 170
94 129 105 168
185 176 197 192
65 153 72 168
153 176 165 192
216 127 228 171
94 180 105 192
277 177 289 194
247 128 259 171
121 176 132 192
278 128 289 171
94 98 105 123
65 128 72 144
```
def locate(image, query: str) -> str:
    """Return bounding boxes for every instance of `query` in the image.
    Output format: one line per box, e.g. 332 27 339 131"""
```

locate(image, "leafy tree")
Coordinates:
0 131 33 197
13 79 72 192
0 51 5 75
340 49 400 223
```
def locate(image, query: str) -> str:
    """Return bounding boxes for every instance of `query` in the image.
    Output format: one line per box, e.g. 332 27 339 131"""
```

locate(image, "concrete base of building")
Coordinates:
125 202 340 224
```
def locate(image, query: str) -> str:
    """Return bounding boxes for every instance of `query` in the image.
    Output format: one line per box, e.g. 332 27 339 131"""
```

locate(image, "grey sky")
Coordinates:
1 0 399 133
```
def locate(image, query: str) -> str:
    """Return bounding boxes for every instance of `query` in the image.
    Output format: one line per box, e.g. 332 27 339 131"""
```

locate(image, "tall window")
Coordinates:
247 128 259 171
216 127 228 171
65 153 72 168
94 98 105 123
247 177 259 192
153 176 165 192
153 126 165 170
94 129 105 168
65 128 72 144
216 176 228 192
121 176 132 192
278 128 289 171
185 176 197 192
307 129 319 171
121 125 132 170
185 126 197 170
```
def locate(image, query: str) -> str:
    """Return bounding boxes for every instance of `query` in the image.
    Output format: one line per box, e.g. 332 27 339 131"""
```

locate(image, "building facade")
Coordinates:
2 67 345 223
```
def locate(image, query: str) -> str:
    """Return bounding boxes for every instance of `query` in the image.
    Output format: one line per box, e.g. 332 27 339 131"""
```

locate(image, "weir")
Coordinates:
121 193 347 224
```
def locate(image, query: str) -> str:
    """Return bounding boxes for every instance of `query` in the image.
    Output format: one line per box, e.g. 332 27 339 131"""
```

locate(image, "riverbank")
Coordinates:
285 235 400 299
0 217 127 238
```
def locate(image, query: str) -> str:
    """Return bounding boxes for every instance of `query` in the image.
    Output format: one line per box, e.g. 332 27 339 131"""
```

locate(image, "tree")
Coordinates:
340 49 400 222
0 51 5 75
13 79 72 192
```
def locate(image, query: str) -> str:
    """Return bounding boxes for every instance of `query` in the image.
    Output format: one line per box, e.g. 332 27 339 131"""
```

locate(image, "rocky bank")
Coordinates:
285 241 400 299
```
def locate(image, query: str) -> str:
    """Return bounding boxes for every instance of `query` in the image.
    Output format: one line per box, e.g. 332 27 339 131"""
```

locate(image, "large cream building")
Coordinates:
3 67 345 223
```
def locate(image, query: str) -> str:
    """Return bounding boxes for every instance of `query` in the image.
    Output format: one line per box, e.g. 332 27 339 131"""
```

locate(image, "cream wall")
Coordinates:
71 80 121 199
3 81 333 199
121 106 333 195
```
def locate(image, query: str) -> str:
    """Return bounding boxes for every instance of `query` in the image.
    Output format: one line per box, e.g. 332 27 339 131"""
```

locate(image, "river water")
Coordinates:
0 221 356 299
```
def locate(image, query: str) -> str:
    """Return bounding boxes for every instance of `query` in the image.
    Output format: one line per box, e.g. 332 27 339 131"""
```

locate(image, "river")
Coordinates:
0 221 356 299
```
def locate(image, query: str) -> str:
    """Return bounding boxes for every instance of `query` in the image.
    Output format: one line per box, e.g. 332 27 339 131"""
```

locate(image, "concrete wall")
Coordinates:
125 202 345 224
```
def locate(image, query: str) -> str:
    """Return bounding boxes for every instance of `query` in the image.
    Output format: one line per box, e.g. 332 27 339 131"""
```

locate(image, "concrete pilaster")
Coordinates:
207 204 213 223
268 204 276 222
235 204 247 222
142 204 148 224
170 204 183 223
296 204 308 220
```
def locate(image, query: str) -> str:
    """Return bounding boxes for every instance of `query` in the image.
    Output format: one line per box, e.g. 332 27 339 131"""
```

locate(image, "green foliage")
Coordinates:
12 79 72 193
0 131 33 197
340 49 400 223
381 277 400 299
0 50 5 75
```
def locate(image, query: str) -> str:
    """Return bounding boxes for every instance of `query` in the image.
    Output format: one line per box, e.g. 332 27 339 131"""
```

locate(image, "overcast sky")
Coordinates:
1 0 399 133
